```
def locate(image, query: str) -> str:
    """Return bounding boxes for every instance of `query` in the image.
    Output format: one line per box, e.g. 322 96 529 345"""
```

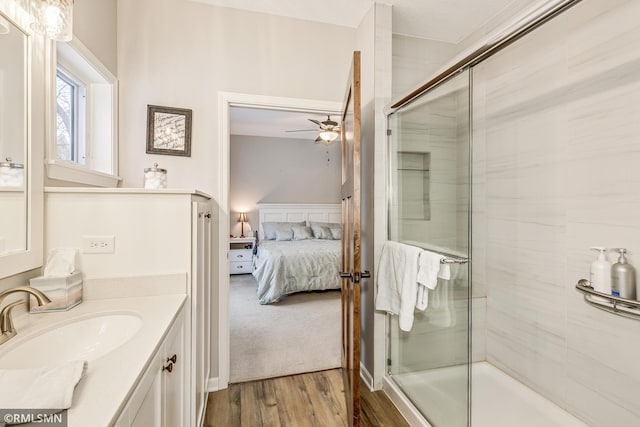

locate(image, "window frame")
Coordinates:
46 36 120 187
55 66 86 164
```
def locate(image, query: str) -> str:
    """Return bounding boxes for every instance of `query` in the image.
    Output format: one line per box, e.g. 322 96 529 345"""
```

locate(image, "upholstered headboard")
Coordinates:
257 203 341 237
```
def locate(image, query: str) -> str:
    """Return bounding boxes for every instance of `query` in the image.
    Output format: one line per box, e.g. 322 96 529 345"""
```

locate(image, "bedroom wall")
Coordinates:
229 135 341 234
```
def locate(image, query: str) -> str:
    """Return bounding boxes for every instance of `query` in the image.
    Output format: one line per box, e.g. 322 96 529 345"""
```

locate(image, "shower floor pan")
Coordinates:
391 362 587 427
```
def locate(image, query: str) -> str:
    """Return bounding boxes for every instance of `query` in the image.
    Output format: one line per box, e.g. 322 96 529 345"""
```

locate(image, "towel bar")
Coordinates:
440 257 469 264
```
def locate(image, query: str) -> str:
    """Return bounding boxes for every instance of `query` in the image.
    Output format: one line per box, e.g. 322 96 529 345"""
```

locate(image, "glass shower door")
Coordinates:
387 69 471 427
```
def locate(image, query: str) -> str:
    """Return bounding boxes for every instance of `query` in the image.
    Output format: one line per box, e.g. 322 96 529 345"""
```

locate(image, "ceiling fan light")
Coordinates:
319 130 339 142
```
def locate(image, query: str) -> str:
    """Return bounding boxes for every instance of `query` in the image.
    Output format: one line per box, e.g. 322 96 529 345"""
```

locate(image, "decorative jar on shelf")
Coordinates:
143 163 167 189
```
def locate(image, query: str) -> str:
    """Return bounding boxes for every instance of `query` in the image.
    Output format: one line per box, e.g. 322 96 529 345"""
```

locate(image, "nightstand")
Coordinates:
229 237 255 275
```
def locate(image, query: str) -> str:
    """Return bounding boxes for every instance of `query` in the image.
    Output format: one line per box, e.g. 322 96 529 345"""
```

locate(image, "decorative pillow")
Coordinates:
311 224 333 239
330 227 342 240
275 228 293 241
262 221 305 240
310 222 341 239
292 224 313 241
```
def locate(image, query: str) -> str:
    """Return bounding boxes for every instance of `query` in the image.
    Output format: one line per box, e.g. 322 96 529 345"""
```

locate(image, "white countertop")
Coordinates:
0 294 186 426
44 186 212 199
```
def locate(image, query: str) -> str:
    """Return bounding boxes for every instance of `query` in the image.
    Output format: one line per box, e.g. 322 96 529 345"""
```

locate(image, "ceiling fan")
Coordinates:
286 115 341 143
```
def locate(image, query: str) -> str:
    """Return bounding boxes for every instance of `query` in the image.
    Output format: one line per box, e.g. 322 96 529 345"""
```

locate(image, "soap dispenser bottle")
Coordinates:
611 248 636 300
590 247 611 294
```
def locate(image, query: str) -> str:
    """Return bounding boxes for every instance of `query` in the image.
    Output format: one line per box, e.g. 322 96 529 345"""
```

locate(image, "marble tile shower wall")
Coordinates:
396 95 459 249
472 0 640 425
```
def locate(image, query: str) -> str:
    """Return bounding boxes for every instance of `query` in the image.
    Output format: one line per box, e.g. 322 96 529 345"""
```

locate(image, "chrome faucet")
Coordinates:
0 286 51 345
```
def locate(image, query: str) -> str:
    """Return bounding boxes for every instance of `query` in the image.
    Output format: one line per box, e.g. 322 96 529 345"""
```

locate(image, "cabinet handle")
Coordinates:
205 213 212 219
163 363 173 373
237 254 243 258
167 354 177 364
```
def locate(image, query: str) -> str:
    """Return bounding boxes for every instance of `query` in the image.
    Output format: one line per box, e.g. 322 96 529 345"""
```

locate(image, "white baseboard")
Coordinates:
207 377 220 392
360 362 375 391
382 376 431 427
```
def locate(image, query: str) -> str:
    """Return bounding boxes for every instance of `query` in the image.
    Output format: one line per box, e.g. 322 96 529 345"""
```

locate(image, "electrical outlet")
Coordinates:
82 236 115 253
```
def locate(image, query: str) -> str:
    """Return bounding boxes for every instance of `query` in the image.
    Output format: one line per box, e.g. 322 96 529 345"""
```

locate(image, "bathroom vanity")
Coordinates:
43 188 215 426
0 280 187 426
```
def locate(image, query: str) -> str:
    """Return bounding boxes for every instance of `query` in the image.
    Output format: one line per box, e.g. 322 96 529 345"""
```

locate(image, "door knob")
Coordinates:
339 272 353 280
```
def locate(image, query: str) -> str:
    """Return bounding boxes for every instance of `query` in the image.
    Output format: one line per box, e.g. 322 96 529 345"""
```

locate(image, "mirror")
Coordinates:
0 11 27 256
0 1 44 279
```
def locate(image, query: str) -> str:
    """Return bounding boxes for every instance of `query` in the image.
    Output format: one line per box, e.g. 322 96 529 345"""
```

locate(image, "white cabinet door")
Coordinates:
123 306 187 427
162 311 186 427
131 369 162 427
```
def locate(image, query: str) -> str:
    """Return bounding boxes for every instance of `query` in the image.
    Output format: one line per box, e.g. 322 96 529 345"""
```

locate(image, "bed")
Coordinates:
252 203 342 304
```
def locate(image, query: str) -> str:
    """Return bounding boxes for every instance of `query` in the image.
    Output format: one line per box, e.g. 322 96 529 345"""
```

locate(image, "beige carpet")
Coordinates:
229 274 342 383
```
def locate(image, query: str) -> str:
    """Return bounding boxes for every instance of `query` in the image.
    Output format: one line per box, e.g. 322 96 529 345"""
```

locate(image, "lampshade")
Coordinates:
319 130 339 143
238 212 247 223
30 0 74 42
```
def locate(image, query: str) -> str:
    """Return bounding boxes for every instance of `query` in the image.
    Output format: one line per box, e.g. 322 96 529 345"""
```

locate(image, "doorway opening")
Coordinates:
217 93 342 388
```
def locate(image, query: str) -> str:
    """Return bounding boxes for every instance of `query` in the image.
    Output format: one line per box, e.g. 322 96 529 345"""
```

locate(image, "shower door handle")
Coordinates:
340 270 371 284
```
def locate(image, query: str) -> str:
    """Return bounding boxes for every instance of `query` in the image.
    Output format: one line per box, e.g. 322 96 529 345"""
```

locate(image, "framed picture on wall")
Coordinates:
146 104 193 156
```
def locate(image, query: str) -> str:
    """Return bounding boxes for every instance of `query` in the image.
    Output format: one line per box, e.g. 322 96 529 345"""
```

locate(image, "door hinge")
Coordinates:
386 129 392 136
387 358 392 366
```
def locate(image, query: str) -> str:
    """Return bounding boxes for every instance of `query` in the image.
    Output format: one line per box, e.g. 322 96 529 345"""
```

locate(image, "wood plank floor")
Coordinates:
205 369 410 427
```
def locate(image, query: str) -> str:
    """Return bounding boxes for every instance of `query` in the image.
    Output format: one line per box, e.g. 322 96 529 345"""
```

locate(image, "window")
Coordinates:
47 36 120 187
56 68 86 164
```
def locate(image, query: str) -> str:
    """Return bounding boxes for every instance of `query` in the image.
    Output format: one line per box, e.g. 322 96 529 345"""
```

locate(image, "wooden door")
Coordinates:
340 51 368 427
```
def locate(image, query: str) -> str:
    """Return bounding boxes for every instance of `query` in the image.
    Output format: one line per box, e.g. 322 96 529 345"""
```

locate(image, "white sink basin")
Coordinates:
0 313 142 369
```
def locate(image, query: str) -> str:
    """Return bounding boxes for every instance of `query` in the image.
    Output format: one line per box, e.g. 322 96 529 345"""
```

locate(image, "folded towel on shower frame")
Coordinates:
416 250 449 311
375 241 424 331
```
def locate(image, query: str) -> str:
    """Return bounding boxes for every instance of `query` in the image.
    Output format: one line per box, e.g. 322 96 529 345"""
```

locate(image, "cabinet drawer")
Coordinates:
229 250 252 262
230 261 253 274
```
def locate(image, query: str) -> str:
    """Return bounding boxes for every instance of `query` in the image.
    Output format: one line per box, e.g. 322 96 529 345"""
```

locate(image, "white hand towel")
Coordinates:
416 251 450 311
375 241 422 331
429 263 466 327
0 360 87 409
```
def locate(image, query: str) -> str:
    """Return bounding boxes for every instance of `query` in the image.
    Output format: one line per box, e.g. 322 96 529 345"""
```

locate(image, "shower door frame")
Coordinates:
384 68 473 427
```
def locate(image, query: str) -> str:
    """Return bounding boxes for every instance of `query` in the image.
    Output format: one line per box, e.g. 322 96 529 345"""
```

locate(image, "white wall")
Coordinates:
355 3 392 388
473 0 640 425
74 0 117 75
229 134 341 233
117 0 356 196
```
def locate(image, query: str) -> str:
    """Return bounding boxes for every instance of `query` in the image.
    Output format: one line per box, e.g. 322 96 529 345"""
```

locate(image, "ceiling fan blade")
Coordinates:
285 129 318 132
308 119 322 126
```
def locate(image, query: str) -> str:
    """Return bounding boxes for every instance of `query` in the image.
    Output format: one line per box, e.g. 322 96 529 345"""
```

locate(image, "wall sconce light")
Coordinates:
30 0 74 42
238 212 248 238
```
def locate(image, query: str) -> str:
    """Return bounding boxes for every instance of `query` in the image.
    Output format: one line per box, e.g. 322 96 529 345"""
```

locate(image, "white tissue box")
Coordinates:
29 271 83 313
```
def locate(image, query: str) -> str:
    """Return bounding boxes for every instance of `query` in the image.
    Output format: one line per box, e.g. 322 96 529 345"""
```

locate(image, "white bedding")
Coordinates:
252 239 341 304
